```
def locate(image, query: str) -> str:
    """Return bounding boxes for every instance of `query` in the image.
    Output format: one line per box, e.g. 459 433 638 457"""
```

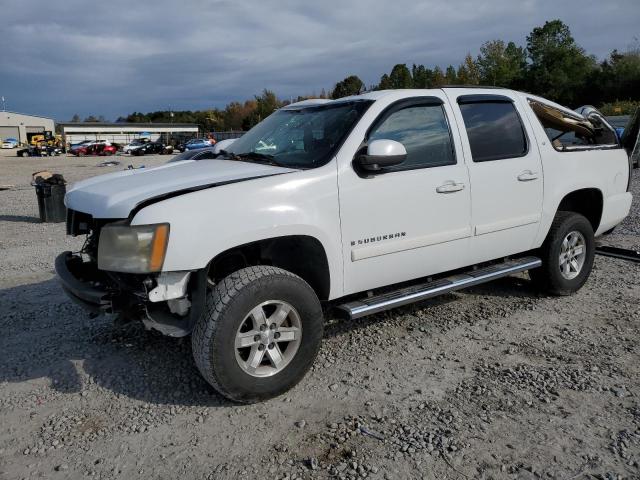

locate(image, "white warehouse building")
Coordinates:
59 122 199 145
0 111 55 144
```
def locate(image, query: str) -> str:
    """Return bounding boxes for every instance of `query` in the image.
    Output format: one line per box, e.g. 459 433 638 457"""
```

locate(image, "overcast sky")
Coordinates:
1 0 638 121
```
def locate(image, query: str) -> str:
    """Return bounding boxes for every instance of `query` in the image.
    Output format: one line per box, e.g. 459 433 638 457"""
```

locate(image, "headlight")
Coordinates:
98 223 169 273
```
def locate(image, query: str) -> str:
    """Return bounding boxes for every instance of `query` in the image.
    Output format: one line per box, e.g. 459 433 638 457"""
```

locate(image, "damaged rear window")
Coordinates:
528 99 620 151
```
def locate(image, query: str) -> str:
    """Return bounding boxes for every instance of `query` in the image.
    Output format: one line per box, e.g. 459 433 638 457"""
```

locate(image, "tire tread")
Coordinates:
530 211 595 295
192 265 320 403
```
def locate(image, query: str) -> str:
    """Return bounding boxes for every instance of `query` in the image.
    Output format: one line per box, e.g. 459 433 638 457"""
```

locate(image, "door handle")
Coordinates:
517 170 539 182
436 181 465 193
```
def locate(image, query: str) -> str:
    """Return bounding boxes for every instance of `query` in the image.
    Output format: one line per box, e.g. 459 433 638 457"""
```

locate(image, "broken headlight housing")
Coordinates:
97 223 169 273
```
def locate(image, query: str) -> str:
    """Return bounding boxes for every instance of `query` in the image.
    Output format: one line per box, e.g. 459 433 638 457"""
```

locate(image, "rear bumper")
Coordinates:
55 251 111 313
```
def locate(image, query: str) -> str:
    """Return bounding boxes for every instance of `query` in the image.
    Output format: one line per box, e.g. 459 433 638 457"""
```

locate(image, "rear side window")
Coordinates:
459 101 527 162
528 99 619 151
368 104 455 171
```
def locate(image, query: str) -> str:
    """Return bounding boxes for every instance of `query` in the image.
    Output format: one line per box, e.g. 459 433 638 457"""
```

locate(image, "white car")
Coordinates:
57 88 635 403
2 138 18 148
122 139 149 154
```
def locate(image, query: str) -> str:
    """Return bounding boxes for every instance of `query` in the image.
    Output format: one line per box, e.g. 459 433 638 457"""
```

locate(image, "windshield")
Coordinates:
224 100 372 168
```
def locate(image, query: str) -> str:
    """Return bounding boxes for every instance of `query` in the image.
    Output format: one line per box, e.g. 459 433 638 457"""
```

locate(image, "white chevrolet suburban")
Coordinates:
57 88 636 403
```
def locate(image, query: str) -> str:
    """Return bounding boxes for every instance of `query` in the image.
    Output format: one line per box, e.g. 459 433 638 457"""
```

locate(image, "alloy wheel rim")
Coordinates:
559 231 586 280
234 300 302 377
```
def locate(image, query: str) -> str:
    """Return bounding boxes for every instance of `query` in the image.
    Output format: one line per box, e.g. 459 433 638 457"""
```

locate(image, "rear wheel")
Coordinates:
192 266 324 403
530 211 595 295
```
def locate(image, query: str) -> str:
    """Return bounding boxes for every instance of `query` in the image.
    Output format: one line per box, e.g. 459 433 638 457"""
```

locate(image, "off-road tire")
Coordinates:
530 211 595 295
192 266 324 403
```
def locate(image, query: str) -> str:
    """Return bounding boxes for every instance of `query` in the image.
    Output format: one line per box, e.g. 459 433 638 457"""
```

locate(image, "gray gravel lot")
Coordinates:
0 150 639 480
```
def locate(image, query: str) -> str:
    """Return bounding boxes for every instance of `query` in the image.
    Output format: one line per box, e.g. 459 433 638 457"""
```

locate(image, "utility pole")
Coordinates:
168 108 174 144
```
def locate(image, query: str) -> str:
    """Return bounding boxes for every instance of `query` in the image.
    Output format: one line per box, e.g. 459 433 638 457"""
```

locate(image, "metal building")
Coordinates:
0 111 55 144
59 122 199 146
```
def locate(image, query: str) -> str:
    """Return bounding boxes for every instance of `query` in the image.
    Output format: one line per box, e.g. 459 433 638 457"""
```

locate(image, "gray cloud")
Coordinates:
0 0 637 120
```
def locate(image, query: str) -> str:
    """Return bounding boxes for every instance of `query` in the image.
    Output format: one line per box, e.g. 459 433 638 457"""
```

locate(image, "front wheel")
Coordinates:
530 211 595 295
192 266 324 403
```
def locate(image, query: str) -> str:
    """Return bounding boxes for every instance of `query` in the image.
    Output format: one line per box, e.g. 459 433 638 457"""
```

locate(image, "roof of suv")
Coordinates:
285 87 519 108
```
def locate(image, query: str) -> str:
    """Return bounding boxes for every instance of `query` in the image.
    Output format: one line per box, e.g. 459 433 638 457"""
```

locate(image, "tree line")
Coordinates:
336 20 639 114
74 19 639 131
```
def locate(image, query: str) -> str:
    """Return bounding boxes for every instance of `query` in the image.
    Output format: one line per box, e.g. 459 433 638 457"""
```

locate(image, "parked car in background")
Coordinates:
73 142 117 156
175 140 188 152
17 145 62 157
69 140 96 155
212 138 236 153
130 141 173 156
168 140 237 162
167 147 218 162
184 138 212 150
17 146 41 157
2 138 19 148
123 139 150 154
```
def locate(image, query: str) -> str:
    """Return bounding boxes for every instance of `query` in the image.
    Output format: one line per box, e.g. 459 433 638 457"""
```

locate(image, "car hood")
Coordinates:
65 159 297 219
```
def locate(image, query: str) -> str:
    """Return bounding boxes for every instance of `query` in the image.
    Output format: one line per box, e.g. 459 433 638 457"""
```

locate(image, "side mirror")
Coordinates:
355 139 407 172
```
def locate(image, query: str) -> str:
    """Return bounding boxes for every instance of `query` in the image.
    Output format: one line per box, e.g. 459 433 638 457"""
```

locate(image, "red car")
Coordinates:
73 142 118 156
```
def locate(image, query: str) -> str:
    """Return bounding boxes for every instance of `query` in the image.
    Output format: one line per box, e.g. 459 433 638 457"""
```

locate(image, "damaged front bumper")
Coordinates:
55 251 113 313
55 251 207 337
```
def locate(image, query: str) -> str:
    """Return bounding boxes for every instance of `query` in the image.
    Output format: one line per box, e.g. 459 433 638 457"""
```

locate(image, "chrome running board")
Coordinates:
337 256 541 319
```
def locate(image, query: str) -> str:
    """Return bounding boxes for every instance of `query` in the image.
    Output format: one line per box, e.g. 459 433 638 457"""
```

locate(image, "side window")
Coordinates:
368 104 455 170
459 101 527 162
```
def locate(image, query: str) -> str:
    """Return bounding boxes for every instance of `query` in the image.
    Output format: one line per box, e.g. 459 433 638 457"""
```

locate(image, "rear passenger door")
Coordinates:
447 92 543 262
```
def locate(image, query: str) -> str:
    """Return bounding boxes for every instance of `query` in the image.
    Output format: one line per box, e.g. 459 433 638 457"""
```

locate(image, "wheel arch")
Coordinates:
207 235 331 301
555 188 603 232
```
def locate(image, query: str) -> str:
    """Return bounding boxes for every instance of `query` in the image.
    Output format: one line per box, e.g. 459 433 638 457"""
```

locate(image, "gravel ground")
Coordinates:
0 150 639 480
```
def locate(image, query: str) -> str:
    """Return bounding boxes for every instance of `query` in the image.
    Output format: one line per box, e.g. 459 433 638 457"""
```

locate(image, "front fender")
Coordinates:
131 164 345 299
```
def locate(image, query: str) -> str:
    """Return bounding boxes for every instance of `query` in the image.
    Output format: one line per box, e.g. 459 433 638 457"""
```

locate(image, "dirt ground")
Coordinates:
0 150 638 480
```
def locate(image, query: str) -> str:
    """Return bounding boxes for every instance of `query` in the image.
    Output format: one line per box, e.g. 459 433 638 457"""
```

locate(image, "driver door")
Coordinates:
337 95 472 295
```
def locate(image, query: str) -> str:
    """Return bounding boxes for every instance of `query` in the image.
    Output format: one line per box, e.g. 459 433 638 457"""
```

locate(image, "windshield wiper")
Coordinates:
235 151 281 166
218 149 282 166
218 149 240 160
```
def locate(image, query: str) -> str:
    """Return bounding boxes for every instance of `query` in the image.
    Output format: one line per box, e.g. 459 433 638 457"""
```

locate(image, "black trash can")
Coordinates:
35 183 67 223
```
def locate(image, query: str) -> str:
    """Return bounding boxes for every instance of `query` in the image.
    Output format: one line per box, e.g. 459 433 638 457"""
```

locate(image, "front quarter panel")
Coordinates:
130 164 344 299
